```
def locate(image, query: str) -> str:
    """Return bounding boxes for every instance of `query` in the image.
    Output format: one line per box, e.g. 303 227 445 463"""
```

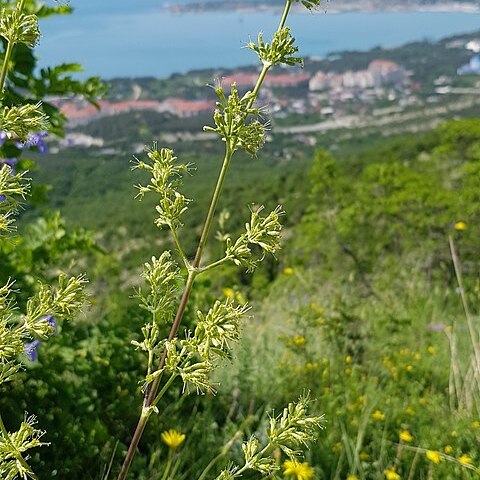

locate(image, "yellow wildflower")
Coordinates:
372 410 385 421
399 430 414 443
161 429 186 449
235 291 245 303
472 420 480 430
426 450 443 464
384 467 401 480
458 454 473 465
332 442 342 453
454 221 467 231
444 445 453 454
406 365 413 372
310 302 324 314
293 335 306 346
223 287 234 299
283 267 294 276
345 355 352 364
419 397 428 406
347 475 359 480
359 451 369 461
405 406 415 416
427 346 436 354
283 460 315 480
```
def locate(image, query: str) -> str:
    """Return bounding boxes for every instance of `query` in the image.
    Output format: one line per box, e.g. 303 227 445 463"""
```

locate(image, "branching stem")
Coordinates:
0 41 14 94
118 1 294 476
170 225 189 271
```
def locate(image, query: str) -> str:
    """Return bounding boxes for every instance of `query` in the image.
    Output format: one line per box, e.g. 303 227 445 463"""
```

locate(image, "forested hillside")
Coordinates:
2 117 479 478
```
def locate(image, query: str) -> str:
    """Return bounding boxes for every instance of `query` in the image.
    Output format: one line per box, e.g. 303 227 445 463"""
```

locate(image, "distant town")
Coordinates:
57 59 408 121
50 31 480 151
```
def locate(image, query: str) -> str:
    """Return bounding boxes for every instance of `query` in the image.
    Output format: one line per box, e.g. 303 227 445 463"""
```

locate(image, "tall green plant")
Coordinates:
117 1 324 478
0 1 90 478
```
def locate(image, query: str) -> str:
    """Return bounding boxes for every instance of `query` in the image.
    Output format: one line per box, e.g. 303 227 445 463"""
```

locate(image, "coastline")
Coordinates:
164 1 480 14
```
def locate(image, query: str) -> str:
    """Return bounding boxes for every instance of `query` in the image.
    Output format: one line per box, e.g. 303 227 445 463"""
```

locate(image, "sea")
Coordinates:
36 0 480 79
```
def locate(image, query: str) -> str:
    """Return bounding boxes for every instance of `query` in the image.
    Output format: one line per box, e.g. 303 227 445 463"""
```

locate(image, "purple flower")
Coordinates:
1 157 18 167
0 194 6 202
25 131 48 154
38 314 58 336
0 131 7 147
24 340 42 361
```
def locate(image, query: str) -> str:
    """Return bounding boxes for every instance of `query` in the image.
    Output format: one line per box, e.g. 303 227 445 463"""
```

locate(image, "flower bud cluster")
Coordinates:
247 27 302 68
214 396 323 479
267 394 324 457
136 252 180 324
204 84 266 155
0 164 28 234
143 298 249 396
0 313 24 363
242 436 278 474
0 414 47 480
0 103 49 140
132 323 165 359
162 338 215 395
0 5 40 47
193 298 250 360
133 145 193 229
226 205 284 271
0 273 87 379
0 282 26 382
25 274 88 336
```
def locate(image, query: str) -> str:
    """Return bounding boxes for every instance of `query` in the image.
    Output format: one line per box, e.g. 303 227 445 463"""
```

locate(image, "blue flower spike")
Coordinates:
24 340 42 362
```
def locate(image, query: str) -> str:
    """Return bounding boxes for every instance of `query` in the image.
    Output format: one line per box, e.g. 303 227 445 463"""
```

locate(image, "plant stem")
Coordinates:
197 430 242 480
448 236 480 379
118 146 232 478
0 0 27 93
193 146 233 267
117 410 150 480
199 255 232 274
160 450 173 480
278 0 292 31
118 0 294 474
0 40 14 94
170 225 189 271
249 64 270 105
151 372 178 409
145 269 197 405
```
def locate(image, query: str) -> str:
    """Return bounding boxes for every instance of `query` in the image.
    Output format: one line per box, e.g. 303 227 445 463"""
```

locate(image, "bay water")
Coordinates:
36 1 480 78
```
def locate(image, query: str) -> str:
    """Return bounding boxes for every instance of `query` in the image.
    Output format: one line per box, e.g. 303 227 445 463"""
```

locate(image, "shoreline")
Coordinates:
164 2 480 14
